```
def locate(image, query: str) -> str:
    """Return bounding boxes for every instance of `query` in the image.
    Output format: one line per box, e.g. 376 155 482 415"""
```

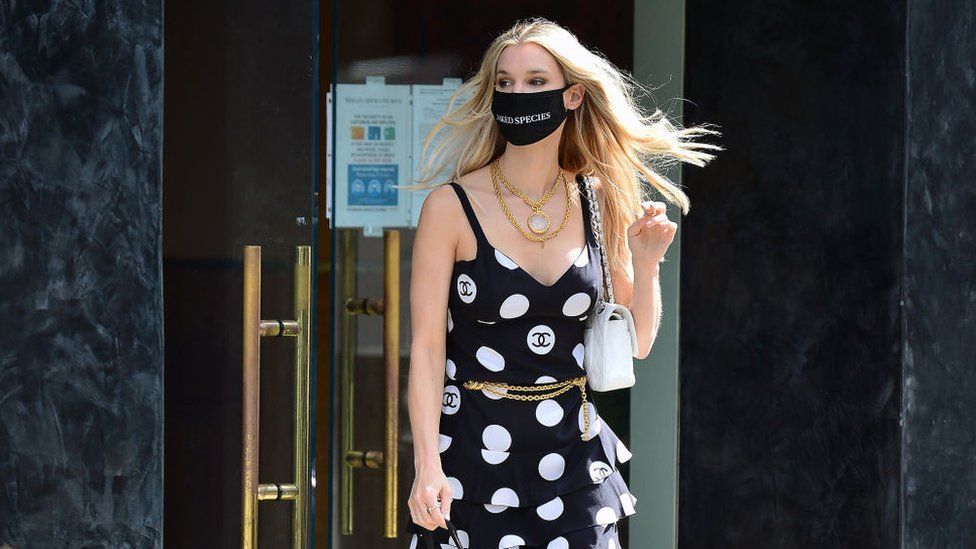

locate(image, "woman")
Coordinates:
403 17 720 548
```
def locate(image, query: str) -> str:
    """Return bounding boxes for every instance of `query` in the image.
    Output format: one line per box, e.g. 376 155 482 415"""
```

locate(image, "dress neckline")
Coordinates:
449 174 594 289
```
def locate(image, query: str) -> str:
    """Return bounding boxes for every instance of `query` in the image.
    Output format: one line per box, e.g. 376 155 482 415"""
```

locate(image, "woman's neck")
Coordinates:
495 142 564 200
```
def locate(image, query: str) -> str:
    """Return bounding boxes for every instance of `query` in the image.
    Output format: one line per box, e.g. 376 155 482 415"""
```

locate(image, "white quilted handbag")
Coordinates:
581 175 638 392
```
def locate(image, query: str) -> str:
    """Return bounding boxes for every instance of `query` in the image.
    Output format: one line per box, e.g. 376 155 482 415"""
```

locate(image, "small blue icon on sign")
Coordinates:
348 164 398 206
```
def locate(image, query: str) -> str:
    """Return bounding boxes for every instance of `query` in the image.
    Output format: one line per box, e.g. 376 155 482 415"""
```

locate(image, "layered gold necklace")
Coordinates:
489 158 572 248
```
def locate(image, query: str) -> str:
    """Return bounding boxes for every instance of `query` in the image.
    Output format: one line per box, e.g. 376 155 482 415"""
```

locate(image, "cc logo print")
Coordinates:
589 460 612 482
442 384 461 415
456 273 477 304
526 324 555 355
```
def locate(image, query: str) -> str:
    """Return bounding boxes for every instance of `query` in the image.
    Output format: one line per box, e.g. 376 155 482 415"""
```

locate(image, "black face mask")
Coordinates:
491 84 573 146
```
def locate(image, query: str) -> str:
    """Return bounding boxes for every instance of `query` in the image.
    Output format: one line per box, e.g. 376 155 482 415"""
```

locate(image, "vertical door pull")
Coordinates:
241 245 313 549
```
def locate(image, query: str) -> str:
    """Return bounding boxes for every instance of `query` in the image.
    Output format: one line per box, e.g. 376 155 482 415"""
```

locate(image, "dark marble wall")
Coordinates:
902 2 976 548
0 2 164 547
680 1 905 547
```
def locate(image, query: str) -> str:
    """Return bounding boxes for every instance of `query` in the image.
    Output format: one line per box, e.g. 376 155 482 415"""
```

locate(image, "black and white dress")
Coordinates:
405 174 638 549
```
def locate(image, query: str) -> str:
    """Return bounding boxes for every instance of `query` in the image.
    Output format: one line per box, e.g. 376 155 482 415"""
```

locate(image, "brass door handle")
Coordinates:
242 245 313 548
340 229 401 538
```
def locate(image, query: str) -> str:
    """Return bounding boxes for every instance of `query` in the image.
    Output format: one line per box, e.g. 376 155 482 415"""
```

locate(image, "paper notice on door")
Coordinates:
334 77 412 231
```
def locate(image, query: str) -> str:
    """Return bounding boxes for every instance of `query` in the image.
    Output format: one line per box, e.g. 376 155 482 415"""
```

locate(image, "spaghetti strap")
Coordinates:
447 181 490 249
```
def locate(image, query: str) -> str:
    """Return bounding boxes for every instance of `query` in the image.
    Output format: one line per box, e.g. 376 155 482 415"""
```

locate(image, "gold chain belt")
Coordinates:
461 375 593 441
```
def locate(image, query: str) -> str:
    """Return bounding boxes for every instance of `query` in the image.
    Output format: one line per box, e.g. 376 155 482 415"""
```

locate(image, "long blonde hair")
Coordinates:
404 16 722 281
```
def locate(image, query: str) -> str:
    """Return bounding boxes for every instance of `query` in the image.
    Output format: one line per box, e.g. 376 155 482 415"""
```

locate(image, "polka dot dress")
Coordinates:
405 174 638 548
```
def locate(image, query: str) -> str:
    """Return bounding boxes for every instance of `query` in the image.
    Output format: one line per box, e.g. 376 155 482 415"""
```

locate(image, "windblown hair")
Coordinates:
404 16 722 282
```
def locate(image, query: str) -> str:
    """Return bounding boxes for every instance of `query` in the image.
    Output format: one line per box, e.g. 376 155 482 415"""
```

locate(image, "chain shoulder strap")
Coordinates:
583 175 614 304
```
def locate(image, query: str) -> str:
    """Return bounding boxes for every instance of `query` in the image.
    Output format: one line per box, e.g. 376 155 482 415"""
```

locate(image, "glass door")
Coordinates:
163 0 320 547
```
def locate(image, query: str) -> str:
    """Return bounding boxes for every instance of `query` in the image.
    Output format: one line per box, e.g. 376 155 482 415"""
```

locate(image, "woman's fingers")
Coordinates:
409 492 439 530
408 471 452 531
439 486 453 522
628 215 648 237
640 200 667 216
410 488 446 530
426 493 448 529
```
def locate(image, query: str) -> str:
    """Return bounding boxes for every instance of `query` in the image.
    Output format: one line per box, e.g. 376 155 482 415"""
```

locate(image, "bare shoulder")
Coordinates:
456 165 490 184
418 183 463 228
455 166 491 191
453 166 493 212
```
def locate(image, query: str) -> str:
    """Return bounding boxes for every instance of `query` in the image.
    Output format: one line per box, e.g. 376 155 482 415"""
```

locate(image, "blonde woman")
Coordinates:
403 17 720 548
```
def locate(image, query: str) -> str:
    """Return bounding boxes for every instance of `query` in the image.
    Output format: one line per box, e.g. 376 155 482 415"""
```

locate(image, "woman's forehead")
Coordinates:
496 43 558 75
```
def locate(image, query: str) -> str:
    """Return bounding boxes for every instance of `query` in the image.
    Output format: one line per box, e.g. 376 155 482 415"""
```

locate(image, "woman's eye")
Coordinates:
497 79 546 88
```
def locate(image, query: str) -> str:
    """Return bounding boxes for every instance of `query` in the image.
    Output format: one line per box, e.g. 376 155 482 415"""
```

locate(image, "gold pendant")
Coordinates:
527 210 551 234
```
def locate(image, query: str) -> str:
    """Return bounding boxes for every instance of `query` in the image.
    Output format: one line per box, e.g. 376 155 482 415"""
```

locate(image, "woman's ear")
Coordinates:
567 83 584 110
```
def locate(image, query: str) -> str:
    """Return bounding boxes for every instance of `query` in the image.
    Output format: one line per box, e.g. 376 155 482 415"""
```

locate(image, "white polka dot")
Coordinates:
547 537 569 549
527 324 555 355
536 496 564 521
482 424 512 451
620 492 636 515
476 346 505 372
578 402 602 436
499 293 530 318
442 385 461 415
595 506 618 525
616 440 633 463
409 533 418 549
447 308 453 332
498 534 525 548
438 434 452 453
445 358 456 380
491 487 519 507
535 399 563 427
477 319 497 324
454 529 470 547
446 476 463 499
589 460 612 483
538 453 565 481
494 249 519 270
482 449 510 465
535 375 557 384
572 343 585 368
456 273 476 303
562 292 592 316
484 503 507 514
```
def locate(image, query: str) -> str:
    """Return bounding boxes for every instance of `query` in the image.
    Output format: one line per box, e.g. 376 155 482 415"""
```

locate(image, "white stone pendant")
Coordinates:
527 211 551 234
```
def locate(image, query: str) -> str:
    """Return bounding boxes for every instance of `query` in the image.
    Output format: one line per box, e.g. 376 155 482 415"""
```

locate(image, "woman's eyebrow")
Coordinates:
496 69 550 75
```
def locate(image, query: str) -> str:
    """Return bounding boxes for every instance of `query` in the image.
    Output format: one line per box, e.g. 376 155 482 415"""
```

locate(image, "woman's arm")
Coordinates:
606 239 662 361
408 185 460 470
595 179 666 361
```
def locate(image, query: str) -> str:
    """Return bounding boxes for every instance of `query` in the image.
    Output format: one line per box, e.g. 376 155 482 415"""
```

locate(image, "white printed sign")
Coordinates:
334 77 412 232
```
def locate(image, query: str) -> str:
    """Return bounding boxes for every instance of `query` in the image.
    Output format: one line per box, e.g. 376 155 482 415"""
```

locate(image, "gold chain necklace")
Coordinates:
491 158 566 234
490 159 572 248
